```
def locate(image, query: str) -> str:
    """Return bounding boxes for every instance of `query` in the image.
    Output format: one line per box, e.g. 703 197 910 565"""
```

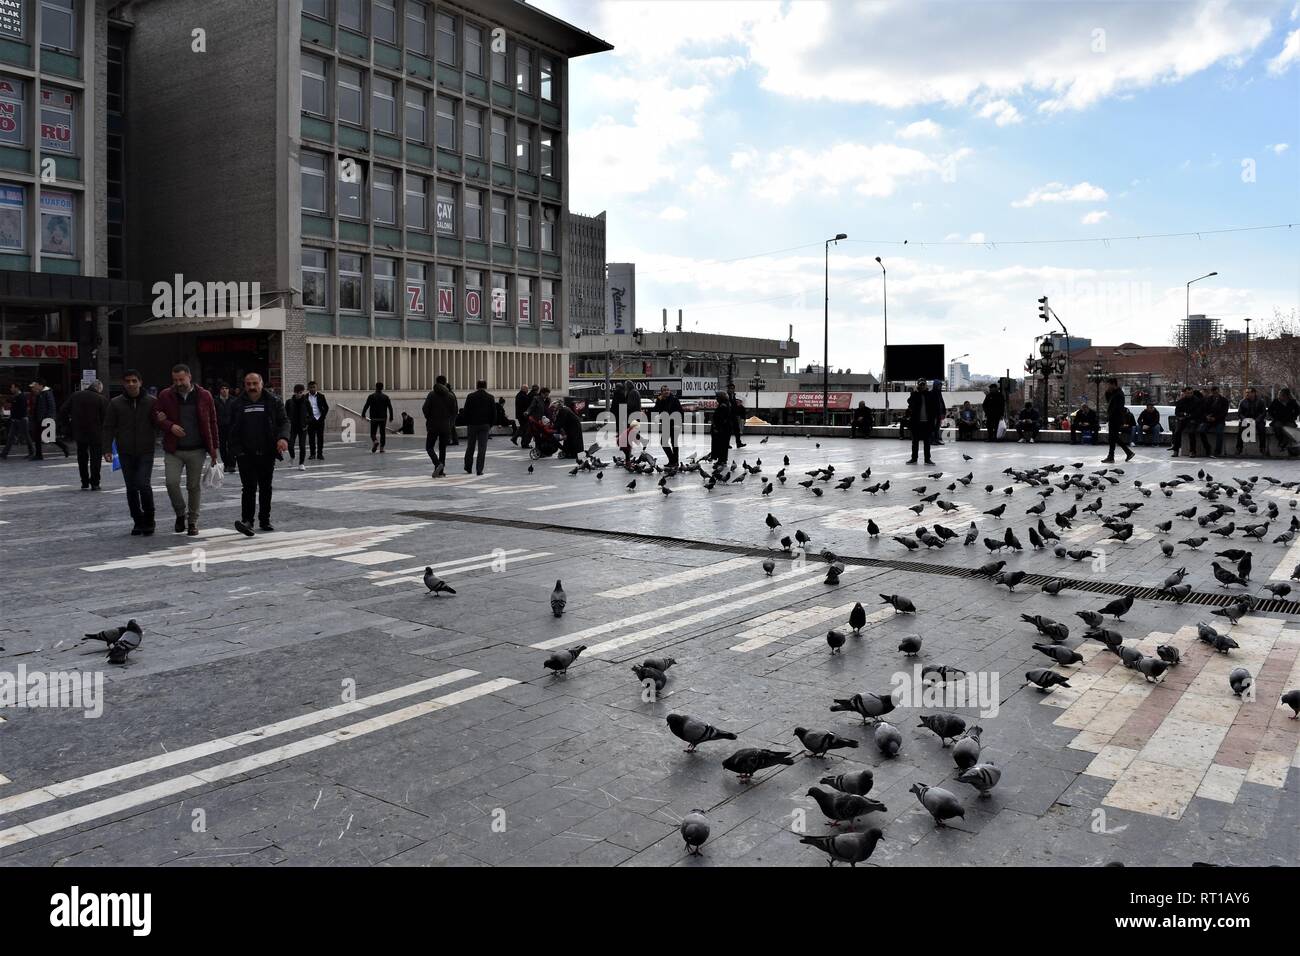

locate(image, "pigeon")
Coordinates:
1097 594 1134 621
880 593 916 613
795 529 812 546
1262 582 1292 598
1024 668 1071 691
993 570 1027 591
1136 656 1169 683
1156 644 1181 665
1210 602 1248 624
921 664 967 684
632 664 668 693
826 628 847 654
1196 622 1222 645
1021 614 1069 641
978 559 1007 576
951 726 983 770
1041 578 1067 596
798 828 884 867
1075 609 1104 628
1113 644 1145 669
780 535 792 552
1228 667 1253 697
1034 643 1082 665
1210 522 1236 538
866 519 880 537
765 513 781 531
543 645 585 676
830 692 896 724
957 762 1002 798
984 503 1006 518
893 535 920 551
917 712 966 745
1066 549 1093 561
667 713 738 752
680 811 710 855
722 748 794 782
825 563 844 585
643 656 676 672
1178 537 1207 549
807 786 886 824
820 769 875 795
762 558 776 576
1211 632 1240 653
1163 567 1189 589
910 782 965 827
549 580 567 616
847 602 868 634
84 619 142 646
1280 690 1300 718
97 621 143 664
795 727 859 758
897 634 923 657
1211 562 1246 589
964 524 980 546
1085 627 1124 650
423 568 457 596
1155 520 1172 533
626 479 636 491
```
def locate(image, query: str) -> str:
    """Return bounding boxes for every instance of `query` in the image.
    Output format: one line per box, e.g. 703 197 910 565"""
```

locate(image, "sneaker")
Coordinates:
175 516 187 533
259 521 275 532
924 459 935 465
464 466 472 474
298 464 306 471
187 524 199 536
371 441 378 453
435 464 445 477
906 458 918 464
234 520 255 537
1125 450 1135 462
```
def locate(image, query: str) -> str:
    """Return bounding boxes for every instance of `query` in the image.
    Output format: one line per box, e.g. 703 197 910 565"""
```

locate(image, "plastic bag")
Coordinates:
995 419 1007 440
203 461 224 490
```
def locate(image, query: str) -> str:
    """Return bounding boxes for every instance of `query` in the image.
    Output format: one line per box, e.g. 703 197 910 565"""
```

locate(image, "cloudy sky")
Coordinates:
537 0 1299 379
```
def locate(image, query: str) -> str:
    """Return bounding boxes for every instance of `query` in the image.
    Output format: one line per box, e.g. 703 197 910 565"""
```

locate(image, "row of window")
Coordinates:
301 249 557 325
300 55 558 175
0 0 78 54
301 152 560 250
303 0 558 102
0 180 77 256
0 75 79 155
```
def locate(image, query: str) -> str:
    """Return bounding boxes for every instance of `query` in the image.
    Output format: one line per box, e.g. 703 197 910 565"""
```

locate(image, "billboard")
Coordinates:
787 391 851 411
605 262 634 335
885 344 945 383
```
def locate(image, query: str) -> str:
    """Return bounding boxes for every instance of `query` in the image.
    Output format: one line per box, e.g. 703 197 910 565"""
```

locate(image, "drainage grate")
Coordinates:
398 509 1300 616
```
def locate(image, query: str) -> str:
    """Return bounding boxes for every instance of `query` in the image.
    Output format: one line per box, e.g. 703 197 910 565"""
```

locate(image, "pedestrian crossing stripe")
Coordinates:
370 548 549 587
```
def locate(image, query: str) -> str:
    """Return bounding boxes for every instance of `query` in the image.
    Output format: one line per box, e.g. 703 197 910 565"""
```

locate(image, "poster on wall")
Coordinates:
605 262 634 334
0 184 23 251
40 190 75 256
0 77 24 146
40 88 75 154
0 0 22 39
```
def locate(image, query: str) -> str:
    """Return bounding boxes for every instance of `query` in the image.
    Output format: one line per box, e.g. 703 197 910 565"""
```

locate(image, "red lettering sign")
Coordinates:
465 290 480 318
437 287 453 316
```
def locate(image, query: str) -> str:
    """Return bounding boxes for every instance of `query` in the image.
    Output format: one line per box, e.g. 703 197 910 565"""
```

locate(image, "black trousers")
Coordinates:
307 418 325 458
236 454 276 523
663 438 680 469
289 427 307 464
218 428 235 470
76 438 103 487
426 427 450 469
464 425 489 473
370 420 386 449
1107 421 1132 458
118 452 155 526
910 431 932 461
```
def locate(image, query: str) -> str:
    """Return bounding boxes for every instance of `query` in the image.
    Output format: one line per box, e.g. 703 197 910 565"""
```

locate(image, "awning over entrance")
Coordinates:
0 269 143 307
131 307 288 336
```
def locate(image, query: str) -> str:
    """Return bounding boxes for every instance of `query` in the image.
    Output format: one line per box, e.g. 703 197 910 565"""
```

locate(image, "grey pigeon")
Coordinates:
807 786 887 824
680 811 709 854
1280 689 1300 718
1136 656 1169 683
1162 567 1188 588
722 748 794 781
1228 667 1253 697
1075 609 1104 628
1115 644 1144 669
1166 583 1193 602
1034 642 1082 666
1085 627 1123 649
1210 602 1248 624
666 713 737 752
631 664 667 692
993 569 1028 591
911 782 965 827
795 727 859 758
799 828 884 867
83 619 142 646
1041 578 1067 595
830 692 895 724
826 628 846 654
951 726 983 770
105 624 142 664
874 721 903 757
820 769 875 795
1196 622 1222 645
1262 582 1292 598
1212 632 1240 654
957 762 1002 798
643 656 676 672
880 593 916 613
550 579 566 616
762 558 776 576
917 712 966 745
897 634 923 657
1024 668 1071 691
1156 644 1182 665
423 567 457 595
543 644 585 676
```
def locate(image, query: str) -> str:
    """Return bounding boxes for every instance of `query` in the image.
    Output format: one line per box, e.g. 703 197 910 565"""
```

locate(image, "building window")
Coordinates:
373 0 397 44
338 253 364 311
435 95 455 150
464 106 482 158
540 56 555 102
372 167 396 224
302 248 328 310
301 151 328 214
40 0 75 52
405 173 427 230
303 0 328 20
490 194 507 244
540 205 558 252
435 181 456 236
518 277 532 325
337 158 363 219
372 76 396 134
0 78 24 147
406 261 427 315
338 0 364 33
515 123 532 172
435 12 456 66
436 265 456 320
540 279 556 325
0 182 26 252
540 130 555 177
301 54 327 117
40 189 74 256
491 40 507 85
464 23 483 76
465 268 483 321
490 114 507 164
464 188 482 240
39 87 76 155
515 45 532 93
404 85 425 142
516 200 531 248
405 1 427 54
338 66 364 127
490 273 508 322
374 257 396 313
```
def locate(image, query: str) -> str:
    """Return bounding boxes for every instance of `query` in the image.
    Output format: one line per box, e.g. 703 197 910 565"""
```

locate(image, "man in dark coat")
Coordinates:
214 383 238 472
361 381 393 453
982 383 1004 442
851 401 873 438
30 379 70 459
228 372 290 537
422 375 457 477
652 385 684 468
462 379 496 476
1198 385 1229 457
1070 401 1099 445
285 384 311 468
516 385 536 447
709 392 733 465
101 370 158 534
554 399 584 459
1268 388 1300 456
1101 378 1134 463
304 381 329 460
726 384 746 448
906 378 941 464
1235 387 1268 456
61 380 109 489
1171 386 1200 457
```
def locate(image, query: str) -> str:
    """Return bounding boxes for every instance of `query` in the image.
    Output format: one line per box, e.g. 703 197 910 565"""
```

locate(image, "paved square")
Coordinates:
1 431 1298 867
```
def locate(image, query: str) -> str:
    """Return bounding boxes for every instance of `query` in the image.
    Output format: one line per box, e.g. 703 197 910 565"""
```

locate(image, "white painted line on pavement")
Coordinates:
373 552 551 586
597 556 755 600
366 548 530 579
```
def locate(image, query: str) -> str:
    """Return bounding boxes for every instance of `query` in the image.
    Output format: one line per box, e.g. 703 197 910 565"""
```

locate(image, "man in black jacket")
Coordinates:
554 399 584 459
515 385 536 448
62 380 109 489
229 372 290 537
286 384 310 470
214 383 237 472
361 382 393 453
652 385 684 468
1101 378 1134 463
851 401 873 438
1170 387 1197 457
462 379 495 476
305 381 329 460
1269 388 1300 456
982 384 1004 442
1236 388 1268 456
422 375 457 477
1197 385 1229 457
906 379 941 464
101 370 158 534
1070 401 1099 444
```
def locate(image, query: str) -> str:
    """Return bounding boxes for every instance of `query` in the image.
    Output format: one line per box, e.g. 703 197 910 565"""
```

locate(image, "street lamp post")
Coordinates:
875 257 889 420
749 373 765 416
1243 316 1252 392
1088 359 1105 411
823 233 847 425
1025 337 1067 427
1184 271 1218 386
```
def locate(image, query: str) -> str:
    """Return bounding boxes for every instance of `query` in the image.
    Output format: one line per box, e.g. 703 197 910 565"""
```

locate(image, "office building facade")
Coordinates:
565 207 603 334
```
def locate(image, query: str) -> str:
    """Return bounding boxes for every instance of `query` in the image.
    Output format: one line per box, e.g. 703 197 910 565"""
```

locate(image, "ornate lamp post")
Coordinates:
1025 337 1067 425
1087 359 1105 410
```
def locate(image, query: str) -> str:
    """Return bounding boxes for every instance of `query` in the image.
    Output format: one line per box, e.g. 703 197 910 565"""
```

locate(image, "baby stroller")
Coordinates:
527 415 561 460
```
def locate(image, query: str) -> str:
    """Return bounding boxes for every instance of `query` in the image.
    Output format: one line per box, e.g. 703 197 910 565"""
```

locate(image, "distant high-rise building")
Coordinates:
946 360 970 390
566 211 605 334
1047 333 1091 353
1177 314 1221 350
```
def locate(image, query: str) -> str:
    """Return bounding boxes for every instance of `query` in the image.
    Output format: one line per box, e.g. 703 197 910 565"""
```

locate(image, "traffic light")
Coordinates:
1058 385 1066 404
1038 296 1050 323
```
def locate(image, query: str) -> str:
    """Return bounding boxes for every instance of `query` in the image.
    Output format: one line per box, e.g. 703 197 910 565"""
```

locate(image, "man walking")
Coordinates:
61 380 109 489
446 381 461 446
1236 387 1268 456
153 364 219 536
1 381 32 458
726 384 746 448
982 383 1004 442
652 385 683 468
1101 378 1134 463
102 370 158 535
1198 385 1229 458
462 379 495 476
228 372 289 537
30 379 70 459
422 374 457 477
305 380 329 460
362 381 393 453
906 378 941 465
286 384 310 470
214 383 237 473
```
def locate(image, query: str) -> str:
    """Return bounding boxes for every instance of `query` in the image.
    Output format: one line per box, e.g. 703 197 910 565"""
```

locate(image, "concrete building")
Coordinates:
946 359 970 391
0 0 142 401
565 208 603 334
116 0 609 420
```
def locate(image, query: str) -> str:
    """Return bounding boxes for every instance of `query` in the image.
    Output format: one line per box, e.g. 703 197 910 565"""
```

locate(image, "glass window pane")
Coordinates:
373 76 395 133
490 115 507 165
490 194 507 244
405 174 427 230
338 0 364 32
464 25 483 76
464 188 482 240
435 96 455 149
540 57 554 101
406 1 427 54
372 168 396 224
405 87 426 142
515 45 532 93
338 66 363 126
435 13 456 65
373 0 397 43
337 158 363 218
301 55 327 117
464 107 482 158
301 152 327 213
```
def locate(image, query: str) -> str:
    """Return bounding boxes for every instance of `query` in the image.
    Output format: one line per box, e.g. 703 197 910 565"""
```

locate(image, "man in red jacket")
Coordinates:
153 363 219 536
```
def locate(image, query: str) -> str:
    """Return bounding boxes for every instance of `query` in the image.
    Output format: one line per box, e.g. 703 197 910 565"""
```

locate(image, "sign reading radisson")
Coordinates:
605 262 634 335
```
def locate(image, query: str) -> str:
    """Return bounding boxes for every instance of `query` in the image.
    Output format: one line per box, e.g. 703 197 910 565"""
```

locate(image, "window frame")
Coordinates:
463 106 483 159
372 75 397 135
404 85 426 143
405 172 427 231
435 12 457 66
337 65 365 128
515 44 533 94
540 56 555 102
435 180 457 237
490 193 508 245
373 0 397 44
464 268 483 322
371 167 397 225
490 114 508 165
463 23 484 76
464 188 483 240
337 158 364 220
373 257 397 314
338 253 365 313
490 272 509 323
302 248 329 310
406 261 428 316
301 54 328 118
300 151 329 214
516 199 532 249
436 265 457 321
39 0 76 53
435 95 456 151
405 0 428 54
337 0 365 34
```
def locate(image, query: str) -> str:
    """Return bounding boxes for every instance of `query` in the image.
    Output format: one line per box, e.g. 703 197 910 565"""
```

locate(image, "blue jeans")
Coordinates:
118 452 156 526
1198 422 1224 456
1137 423 1163 446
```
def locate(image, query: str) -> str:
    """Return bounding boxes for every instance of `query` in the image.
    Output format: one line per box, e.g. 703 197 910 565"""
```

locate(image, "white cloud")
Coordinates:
967 232 987 244
1268 28 1300 74
746 143 958 204
1081 210 1110 225
1268 142 1291 154
658 206 688 221
687 165 727 197
1012 182 1109 208
978 99 1023 126
729 148 757 170
897 119 943 139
